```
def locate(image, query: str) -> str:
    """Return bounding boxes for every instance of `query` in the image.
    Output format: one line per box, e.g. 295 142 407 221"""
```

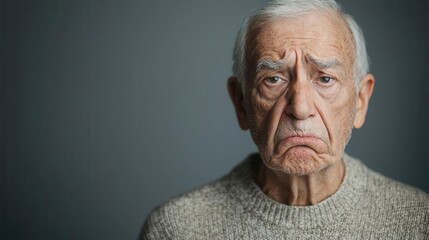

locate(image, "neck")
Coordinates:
256 160 345 206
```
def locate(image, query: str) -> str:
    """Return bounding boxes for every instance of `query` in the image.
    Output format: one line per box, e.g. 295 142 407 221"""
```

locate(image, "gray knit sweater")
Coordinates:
141 154 429 239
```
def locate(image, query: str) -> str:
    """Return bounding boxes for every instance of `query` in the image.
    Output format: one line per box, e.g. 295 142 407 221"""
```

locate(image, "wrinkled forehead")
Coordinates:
245 10 355 72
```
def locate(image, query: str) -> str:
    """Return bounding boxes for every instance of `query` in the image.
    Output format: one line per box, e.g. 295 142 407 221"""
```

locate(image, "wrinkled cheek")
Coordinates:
331 100 356 153
340 108 355 146
247 107 267 146
248 97 277 150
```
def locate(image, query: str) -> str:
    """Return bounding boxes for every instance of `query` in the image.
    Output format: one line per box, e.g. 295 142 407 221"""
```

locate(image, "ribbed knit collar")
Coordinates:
229 153 368 229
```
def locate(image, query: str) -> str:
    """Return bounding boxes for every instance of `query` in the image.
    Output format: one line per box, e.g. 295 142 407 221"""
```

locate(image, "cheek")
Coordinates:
249 88 277 122
324 90 356 150
247 89 282 146
340 96 356 142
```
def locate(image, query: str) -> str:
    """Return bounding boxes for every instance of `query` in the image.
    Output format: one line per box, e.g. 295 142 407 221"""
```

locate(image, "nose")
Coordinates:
284 80 316 120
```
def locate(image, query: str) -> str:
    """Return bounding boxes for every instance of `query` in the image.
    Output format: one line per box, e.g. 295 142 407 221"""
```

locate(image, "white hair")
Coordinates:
232 0 369 88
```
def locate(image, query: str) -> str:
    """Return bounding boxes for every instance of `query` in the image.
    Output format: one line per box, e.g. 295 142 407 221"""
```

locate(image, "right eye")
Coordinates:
265 76 283 84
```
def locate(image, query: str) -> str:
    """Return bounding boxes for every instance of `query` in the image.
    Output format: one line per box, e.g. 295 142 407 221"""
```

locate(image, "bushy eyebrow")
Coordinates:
255 55 341 73
306 55 342 69
256 59 285 73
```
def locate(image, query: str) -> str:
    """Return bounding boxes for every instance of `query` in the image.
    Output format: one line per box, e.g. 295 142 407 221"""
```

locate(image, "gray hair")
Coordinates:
232 0 369 88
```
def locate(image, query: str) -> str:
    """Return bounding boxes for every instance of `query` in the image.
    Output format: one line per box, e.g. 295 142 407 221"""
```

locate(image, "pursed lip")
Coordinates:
274 135 326 156
283 135 322 147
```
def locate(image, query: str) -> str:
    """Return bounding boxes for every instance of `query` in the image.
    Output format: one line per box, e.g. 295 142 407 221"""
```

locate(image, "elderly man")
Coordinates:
142 0 429 239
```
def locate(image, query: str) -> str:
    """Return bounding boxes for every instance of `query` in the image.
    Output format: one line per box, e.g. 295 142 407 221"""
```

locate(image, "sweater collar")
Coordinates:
229 153 368 228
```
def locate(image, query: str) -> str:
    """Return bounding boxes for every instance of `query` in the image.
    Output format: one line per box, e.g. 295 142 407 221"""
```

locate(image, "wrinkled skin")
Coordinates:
228 10 374 205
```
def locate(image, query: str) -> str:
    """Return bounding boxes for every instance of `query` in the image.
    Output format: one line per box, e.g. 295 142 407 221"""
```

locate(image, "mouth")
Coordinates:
274 135 326 157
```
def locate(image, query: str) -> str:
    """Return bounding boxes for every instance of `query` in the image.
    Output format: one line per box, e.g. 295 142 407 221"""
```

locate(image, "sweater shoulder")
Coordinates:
141 175 235 239
365 166 429 205
161 174 233 210
361 163 429 229
345 154 429 205
345 155 429 237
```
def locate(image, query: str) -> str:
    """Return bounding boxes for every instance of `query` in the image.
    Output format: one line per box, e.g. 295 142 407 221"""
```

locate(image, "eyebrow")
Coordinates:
255 55 342 73
256 59 285 72
306 55 342 69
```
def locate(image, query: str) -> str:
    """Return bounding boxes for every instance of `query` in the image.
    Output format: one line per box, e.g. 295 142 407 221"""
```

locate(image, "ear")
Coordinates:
227 76 249 130
353 74 375 129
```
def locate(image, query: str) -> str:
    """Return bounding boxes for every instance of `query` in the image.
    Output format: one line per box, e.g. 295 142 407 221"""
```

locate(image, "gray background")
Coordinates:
2 0 428 239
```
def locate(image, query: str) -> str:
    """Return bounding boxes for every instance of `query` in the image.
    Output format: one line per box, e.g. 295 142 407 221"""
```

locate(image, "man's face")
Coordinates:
238 11 363 175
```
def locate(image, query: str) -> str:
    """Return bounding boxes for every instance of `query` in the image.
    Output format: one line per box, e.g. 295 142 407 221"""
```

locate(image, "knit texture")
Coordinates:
141 154 429 239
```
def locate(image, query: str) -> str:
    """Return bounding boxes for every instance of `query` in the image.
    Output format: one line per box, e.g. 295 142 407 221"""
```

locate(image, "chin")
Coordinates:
263 147 331 176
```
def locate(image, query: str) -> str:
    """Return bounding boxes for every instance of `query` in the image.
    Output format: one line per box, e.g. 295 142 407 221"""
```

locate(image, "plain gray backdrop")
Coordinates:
2 0 429 239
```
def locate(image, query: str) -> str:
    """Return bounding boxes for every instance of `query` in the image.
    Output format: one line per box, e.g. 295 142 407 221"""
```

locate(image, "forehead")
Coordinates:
247 10 354 65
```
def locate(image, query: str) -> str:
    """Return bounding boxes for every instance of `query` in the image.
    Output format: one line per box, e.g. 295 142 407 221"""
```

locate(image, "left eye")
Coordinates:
265 76 283 84
319 76 333 84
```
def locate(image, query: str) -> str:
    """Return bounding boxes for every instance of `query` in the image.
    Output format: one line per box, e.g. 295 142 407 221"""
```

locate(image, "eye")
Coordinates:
265 76 283 84
317 76 335 85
